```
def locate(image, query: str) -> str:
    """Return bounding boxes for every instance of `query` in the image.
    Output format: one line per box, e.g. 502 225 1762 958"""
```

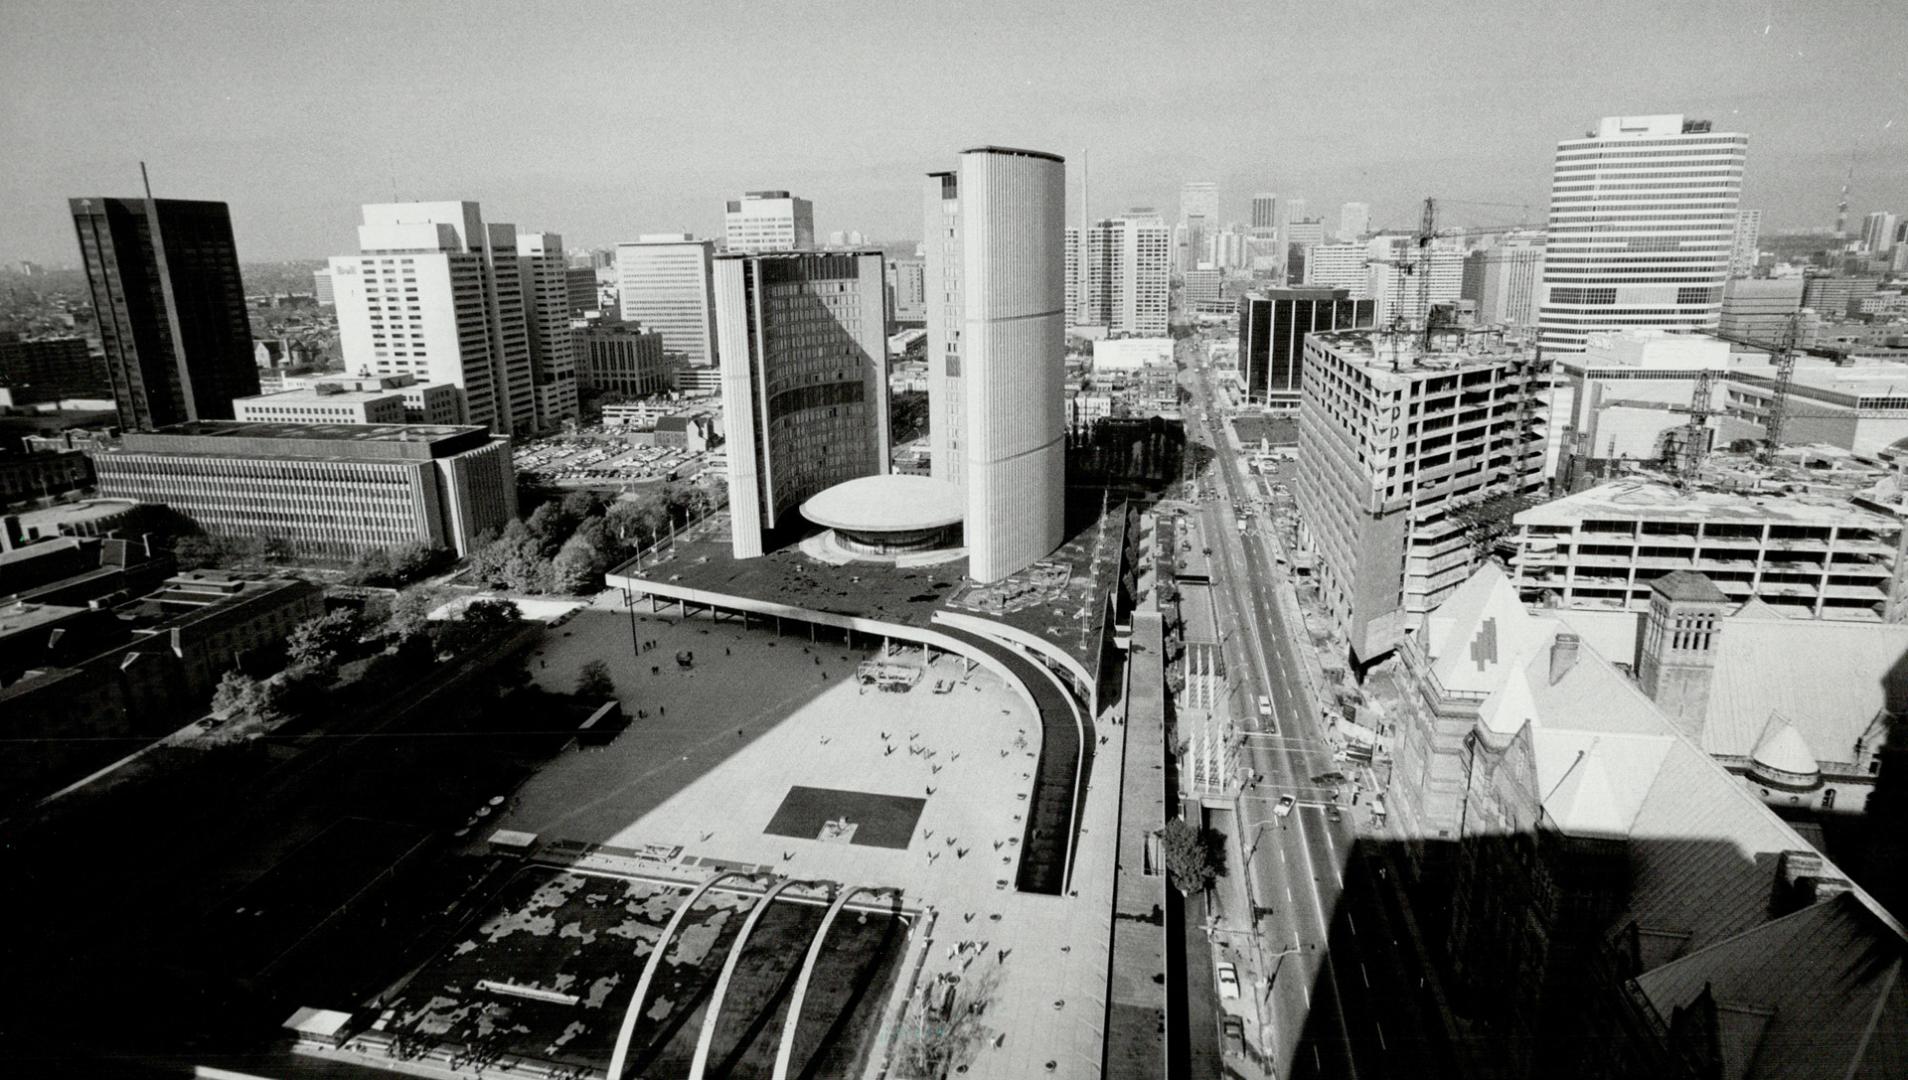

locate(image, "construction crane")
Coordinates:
1692 312 1804 466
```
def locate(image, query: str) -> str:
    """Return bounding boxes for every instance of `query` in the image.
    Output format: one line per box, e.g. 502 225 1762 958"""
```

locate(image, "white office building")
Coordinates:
329 201 532 436
1305 241 1372 296
1538 114 1748 353
1369 240 1465 326
1180 181 1219 272
723 190 814 253
1861 211 1899 255
1462 234 1546 327
1731 209 1762 278
516 231 578 432
615 234 717 368
1085 212 1171 336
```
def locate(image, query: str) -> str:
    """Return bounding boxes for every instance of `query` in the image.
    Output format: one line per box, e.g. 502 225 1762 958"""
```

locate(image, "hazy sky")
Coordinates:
4 0 1905 263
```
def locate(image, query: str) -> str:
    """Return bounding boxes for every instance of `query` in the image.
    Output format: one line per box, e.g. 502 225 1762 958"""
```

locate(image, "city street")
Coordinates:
1178 335 1452 1080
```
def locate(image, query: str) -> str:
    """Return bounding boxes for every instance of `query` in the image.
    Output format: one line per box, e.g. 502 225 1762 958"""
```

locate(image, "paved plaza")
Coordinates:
483 596 1126 1078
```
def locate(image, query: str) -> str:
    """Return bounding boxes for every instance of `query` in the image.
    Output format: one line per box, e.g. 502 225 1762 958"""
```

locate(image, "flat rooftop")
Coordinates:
235 387 402 406
800 475 964 533
111 421 494 461
1310 328 1538 377
1517 479 1896 529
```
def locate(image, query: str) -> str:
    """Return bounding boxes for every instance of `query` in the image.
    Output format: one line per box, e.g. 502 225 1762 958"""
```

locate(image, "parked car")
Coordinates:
1215 961 1241 999
1256 695 1272 720
1274 794 1297 819
1222 1015 1247 1056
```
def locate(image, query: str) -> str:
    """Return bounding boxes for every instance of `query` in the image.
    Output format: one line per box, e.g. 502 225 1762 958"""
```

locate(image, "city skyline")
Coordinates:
4 0 1906 263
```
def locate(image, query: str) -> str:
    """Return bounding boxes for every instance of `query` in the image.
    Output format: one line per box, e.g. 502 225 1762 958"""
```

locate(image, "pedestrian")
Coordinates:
737 727 744 739
659 705 665 717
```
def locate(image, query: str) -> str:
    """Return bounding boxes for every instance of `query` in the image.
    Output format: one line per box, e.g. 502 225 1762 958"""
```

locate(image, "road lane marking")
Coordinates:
1348 913 1357 936
1376 1020 1388 1052
1361 961 1370 988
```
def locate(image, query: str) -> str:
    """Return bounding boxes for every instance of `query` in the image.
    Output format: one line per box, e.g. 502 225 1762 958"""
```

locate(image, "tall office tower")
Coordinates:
330 202 531 436
1085 211 1171 336
1236 288 1375 408
70 196 259 430
886 257 928 326
1211 225 1249 272
1063 227 1080 325
945 146 1067 583
1251 193 1279 235
1180 181 1219 273
924 170 966 487
714 250 890 559
1460 234 1545 326
1282 198 1308 231
1304 241 1372 294
1537 114 1747 353
723 190 815 253
1369 240 1465 325
1730 209 1763 278
1294 330 1547 663
312 268 335 306
1337 202 1371 241
1862 211 1899 254
615 234 718 367
565 266 598 316
572 320 666 396
516 232 578 431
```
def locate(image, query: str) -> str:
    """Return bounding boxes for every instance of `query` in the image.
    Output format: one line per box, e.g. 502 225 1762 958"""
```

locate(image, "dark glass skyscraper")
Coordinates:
1237 287 1375 408
70 197 258 430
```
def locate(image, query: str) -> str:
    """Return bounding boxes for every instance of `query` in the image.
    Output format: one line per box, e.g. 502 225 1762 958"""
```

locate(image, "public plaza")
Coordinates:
327 592 1126 1080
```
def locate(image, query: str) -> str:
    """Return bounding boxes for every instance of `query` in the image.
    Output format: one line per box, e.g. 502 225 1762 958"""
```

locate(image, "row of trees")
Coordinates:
464 485 715 596
173 532 448 591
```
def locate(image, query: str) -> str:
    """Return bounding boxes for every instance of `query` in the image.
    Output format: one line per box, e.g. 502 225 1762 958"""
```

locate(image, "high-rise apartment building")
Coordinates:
1731 209 1763 278
1064 227 1081 326
329 202 531 436
1861 211 1899 255
922 148 1069 582
723 191 815 253
1236 288 1375 408
1461 234 1545 326
1179 181 1219 273
312 268 335 306
1085 212 1171 336
615 234 717 367
70 196 259 430
1537 114 1748 353
1368 237 1465 325
1304 241 1372 295
886 257 927 325
1338 202 1371 241
516 231 578 432
1294 329 1548 662
714 251 890 559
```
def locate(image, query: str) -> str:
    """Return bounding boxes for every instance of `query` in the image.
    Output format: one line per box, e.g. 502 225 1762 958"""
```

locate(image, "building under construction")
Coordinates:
1293 324 1548 665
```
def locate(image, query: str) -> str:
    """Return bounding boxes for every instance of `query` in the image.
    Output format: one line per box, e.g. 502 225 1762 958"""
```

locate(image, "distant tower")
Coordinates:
1636 570 1730 741
1834 150 1854 240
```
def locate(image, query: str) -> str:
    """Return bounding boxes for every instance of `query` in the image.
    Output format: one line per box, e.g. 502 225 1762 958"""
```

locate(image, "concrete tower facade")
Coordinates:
956 147 1068 583
1636 570 1730 741
923 170 966 489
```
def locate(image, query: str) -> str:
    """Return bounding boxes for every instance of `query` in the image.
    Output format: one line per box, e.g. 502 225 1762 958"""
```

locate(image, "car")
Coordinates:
1274 794 1297 819
1222 1016 1247 1056
1256 695 1272 719
1215 961 1241 999
1326 805 1342 824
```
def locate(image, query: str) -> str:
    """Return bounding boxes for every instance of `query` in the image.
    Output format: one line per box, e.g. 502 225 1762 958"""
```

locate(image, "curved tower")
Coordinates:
957 146 1067 583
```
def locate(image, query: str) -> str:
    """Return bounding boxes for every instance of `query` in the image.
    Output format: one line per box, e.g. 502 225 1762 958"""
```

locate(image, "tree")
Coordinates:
462 597 522 629
576 659 616 700
211 669 283 725
285 609 365 673
525 501 578 556
1161 818 1220 895
384 585 441 644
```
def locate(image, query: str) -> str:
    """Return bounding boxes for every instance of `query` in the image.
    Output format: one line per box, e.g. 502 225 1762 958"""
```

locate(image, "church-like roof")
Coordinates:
1750 715 1820 778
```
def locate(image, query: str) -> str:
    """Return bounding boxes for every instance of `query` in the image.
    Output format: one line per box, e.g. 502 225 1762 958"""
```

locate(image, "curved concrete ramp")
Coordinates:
605 871 759 1080
934 625 1093 895
687 878 803 1079
770 885 891 1080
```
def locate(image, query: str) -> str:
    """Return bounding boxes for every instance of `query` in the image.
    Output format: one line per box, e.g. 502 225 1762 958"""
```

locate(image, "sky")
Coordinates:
3 0 1906 263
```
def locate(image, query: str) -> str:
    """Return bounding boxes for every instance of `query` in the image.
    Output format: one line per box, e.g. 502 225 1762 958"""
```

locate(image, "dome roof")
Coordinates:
800 474 965 533
1750 715 1819 779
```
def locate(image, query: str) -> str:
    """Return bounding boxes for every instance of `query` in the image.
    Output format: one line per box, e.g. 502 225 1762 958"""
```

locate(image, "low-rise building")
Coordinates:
0 450 93 508
234 385 409 425
275 372 464 426
1511 478 1904 621
92 421 515 558
573 320 666 397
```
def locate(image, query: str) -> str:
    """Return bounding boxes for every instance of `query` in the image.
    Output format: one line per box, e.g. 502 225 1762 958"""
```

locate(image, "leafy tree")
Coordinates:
461 597 522 629
384 585 441 643
285 609 365 672
211 669 283 725
172 534 226 571
560 489 608 521
525 501 578 556
551 536 603 595
1161 817 1220 895
576 659 616 699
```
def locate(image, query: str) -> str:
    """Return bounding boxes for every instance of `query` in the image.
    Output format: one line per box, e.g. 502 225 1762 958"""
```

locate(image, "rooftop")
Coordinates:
1516 479 1895 529
235 387 402 407
800 475 964 533
109 421 495 461
1310 328 1539 378
960 145 1065 163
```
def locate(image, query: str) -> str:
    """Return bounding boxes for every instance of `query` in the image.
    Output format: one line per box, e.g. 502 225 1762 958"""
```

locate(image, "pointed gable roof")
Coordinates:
1750 714 1819 778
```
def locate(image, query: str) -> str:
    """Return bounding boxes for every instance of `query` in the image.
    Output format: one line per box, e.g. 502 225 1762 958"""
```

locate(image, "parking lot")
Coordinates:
513 429 717 488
